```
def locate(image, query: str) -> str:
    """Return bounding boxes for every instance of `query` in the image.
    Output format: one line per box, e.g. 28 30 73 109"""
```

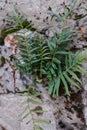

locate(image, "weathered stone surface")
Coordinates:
0 0 81 32
0 0 64 32
0 0 87 47
82 61 87 127
0 0 87 130
0 93 56 130
0 59 25 93
52 95 85 130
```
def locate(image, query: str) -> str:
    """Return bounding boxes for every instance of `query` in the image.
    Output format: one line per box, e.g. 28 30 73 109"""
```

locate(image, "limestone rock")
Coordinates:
0 93 56 130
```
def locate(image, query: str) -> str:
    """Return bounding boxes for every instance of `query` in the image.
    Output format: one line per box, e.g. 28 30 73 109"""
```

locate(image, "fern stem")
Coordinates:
27 97 36 130
23 32 34 75
48 42 59 69
27 89 36 130
40 60 42 78
59 60 81 78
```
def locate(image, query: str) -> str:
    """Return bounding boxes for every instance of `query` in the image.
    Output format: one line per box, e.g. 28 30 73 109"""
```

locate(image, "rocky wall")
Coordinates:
0 0 87 130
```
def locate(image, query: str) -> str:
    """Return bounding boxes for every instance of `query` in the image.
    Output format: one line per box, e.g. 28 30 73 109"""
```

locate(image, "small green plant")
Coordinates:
1 8 36 37
19 88 50 130
13 29 87 96
3 8 51 130
51 0 87 28
51 0 77 27
4 0 87 97
6 5 87 97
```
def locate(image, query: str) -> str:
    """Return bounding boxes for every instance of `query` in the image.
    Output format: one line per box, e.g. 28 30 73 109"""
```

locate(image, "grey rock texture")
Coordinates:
82 61 87 127
0 0 87 93
0 93 56 130
0 0 87 46
0 0 65 30
52 95 85 130
0 0 87 130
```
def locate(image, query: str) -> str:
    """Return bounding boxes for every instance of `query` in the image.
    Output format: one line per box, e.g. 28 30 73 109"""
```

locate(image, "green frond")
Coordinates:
67 70 82 84
34 125 43 130
63 72 80 88
51 13 64 22
48 51 87 96
48 81 54 95
60 74 70 96
10 7 87 97
34 119 50 125
22 112 30 120
53 78 60 96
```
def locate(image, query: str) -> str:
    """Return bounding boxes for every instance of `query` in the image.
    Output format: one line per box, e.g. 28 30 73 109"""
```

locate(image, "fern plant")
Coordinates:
51 0 78 27
4 3 87 97
4 4 87 130
51 0 87 29
4 10 51 130
13 27 87 96
1 8 36 38
48 51 87 96
6 1 87 97
19 88 50 130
